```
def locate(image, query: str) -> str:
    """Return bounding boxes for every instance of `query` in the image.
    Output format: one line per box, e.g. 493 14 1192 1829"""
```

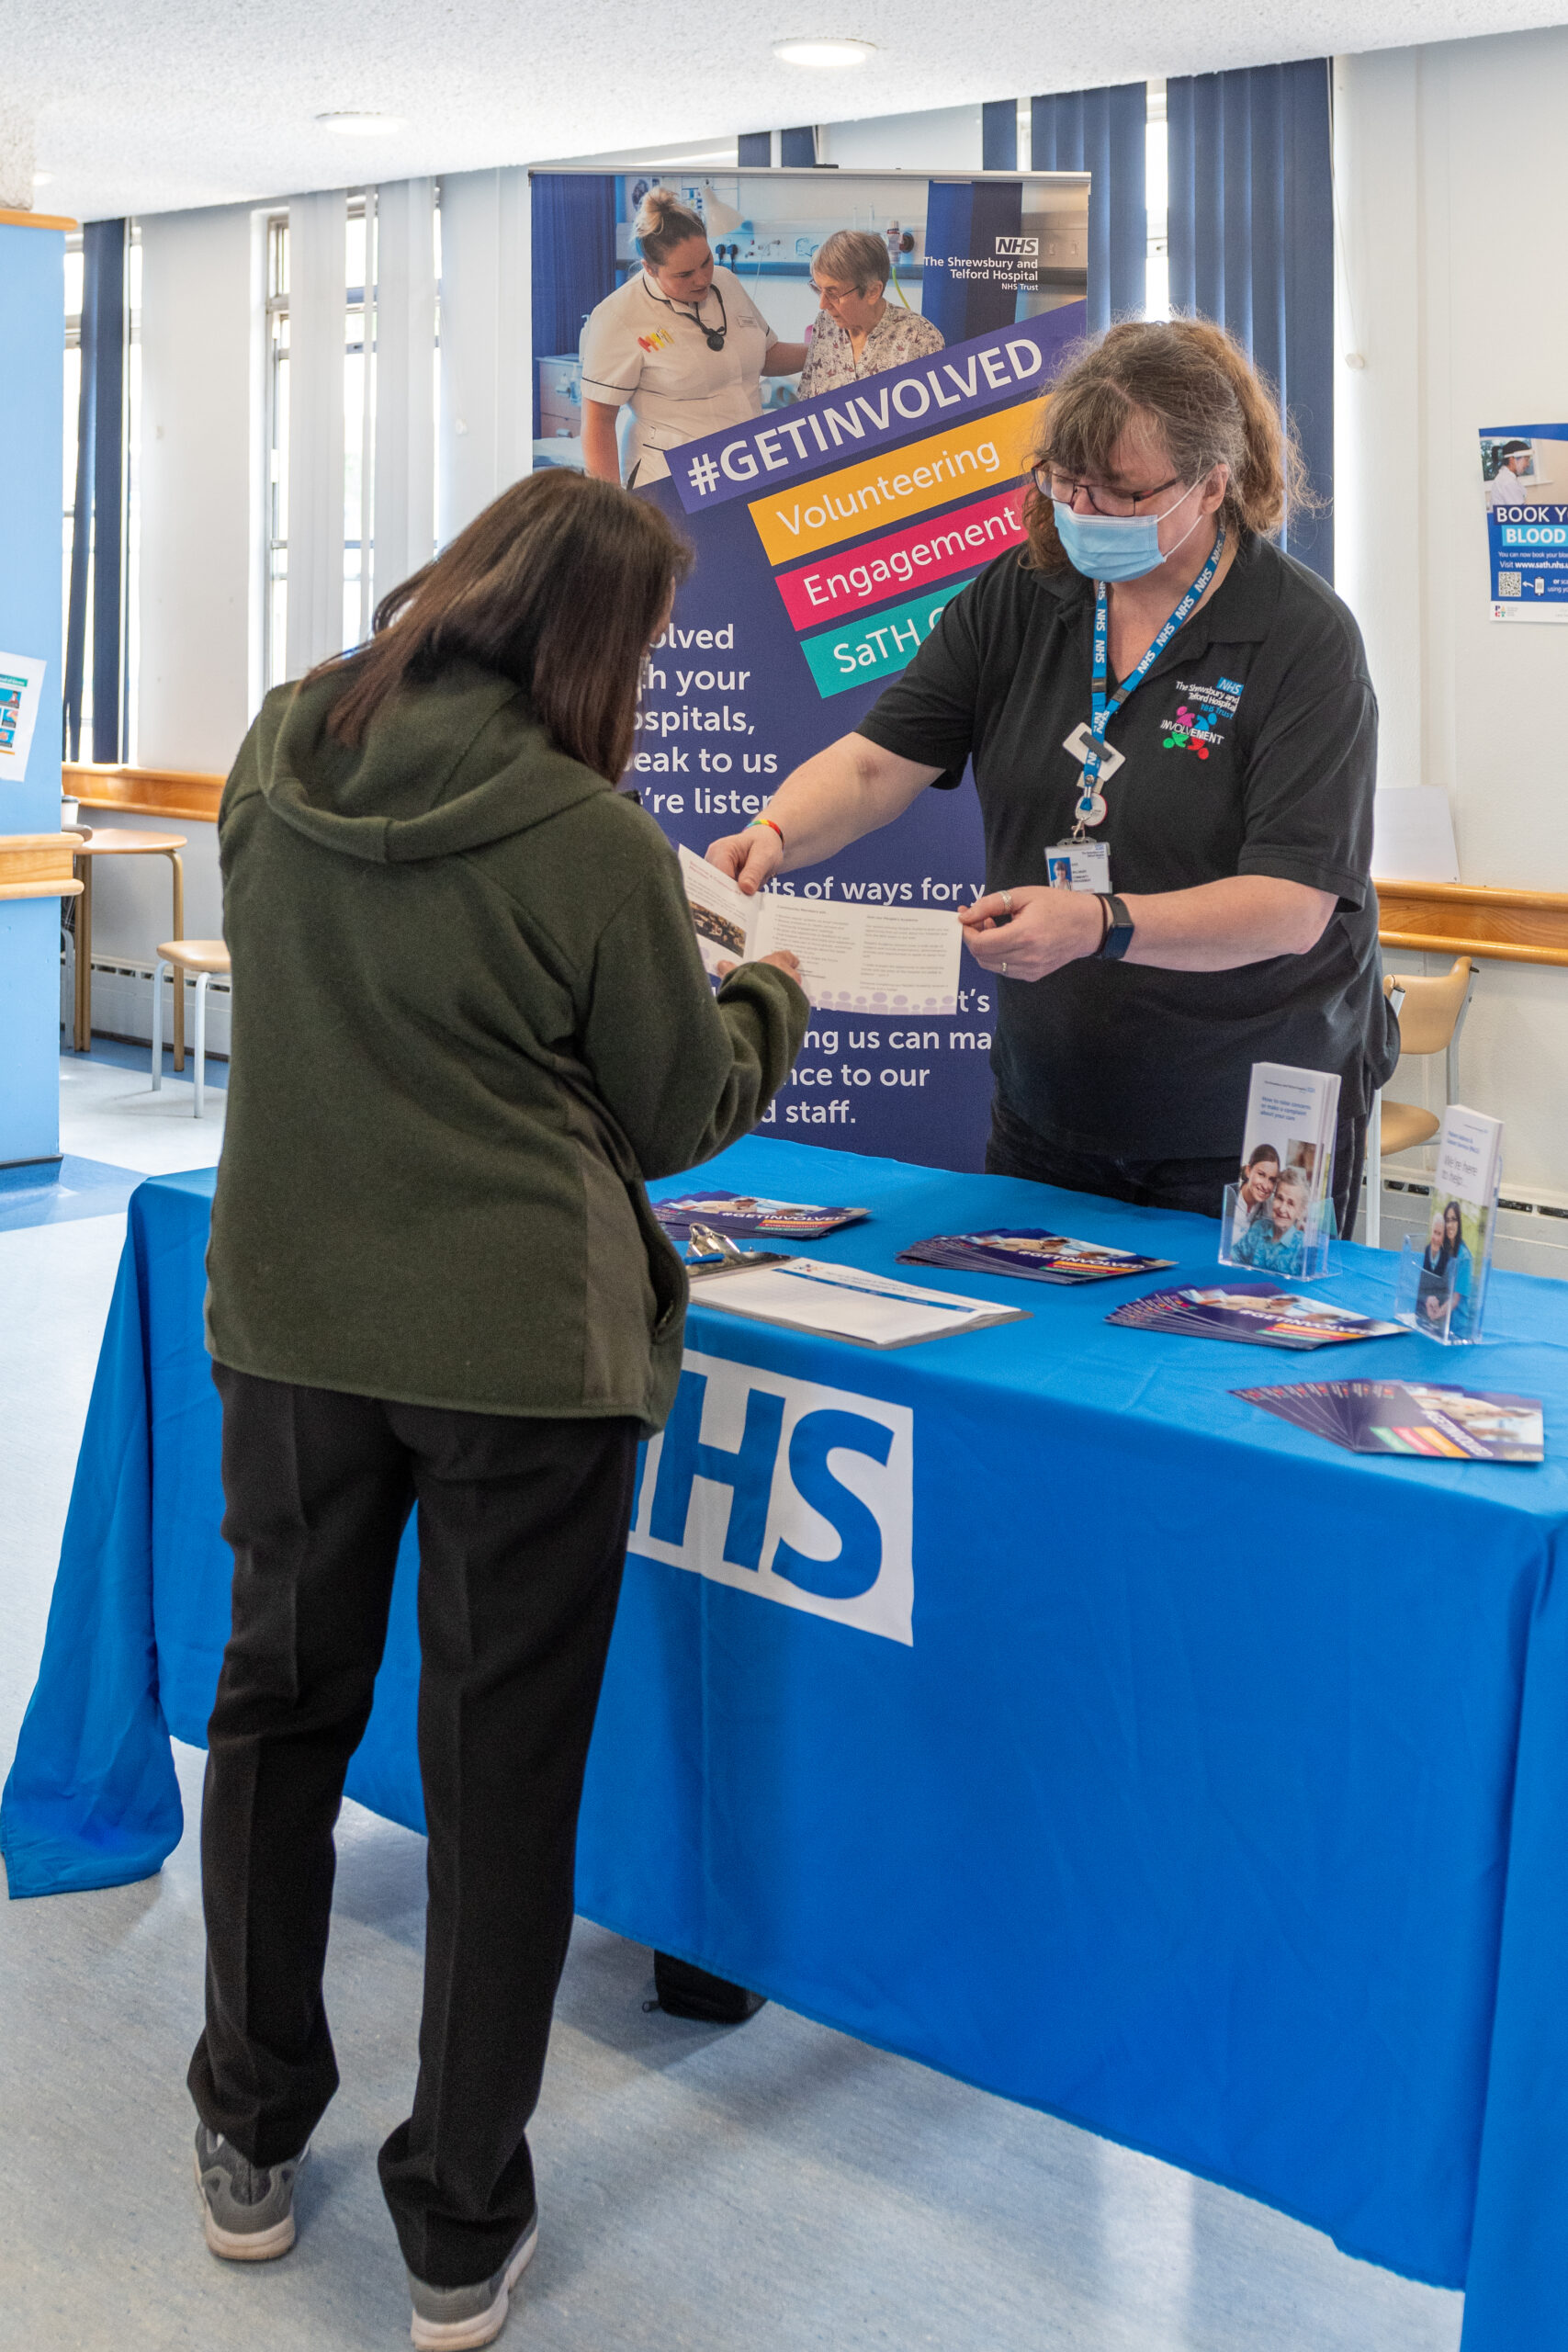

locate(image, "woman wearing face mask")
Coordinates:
581 188 807 488
705 318 1398 1232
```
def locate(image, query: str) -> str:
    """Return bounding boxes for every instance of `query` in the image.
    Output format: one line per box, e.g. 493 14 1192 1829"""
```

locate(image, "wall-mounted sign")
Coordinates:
1481 425 1568 623
0 652 47 778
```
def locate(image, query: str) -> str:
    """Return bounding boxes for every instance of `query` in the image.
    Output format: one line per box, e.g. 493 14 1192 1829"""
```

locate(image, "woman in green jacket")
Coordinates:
187 470 807 2348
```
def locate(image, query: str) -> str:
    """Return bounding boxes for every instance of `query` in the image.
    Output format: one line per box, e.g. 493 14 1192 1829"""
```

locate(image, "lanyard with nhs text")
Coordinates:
1073 526 1225 836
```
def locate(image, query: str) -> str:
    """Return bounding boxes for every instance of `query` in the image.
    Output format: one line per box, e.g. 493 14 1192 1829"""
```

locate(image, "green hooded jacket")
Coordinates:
205 662 807 1433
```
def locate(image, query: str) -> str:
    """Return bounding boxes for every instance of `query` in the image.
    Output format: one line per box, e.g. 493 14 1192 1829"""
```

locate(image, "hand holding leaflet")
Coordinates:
679 846 962 1013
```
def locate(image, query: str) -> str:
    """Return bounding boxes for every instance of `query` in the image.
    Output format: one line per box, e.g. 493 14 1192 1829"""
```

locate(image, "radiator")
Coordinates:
61 947 232 1060
1355 1171 1568 1281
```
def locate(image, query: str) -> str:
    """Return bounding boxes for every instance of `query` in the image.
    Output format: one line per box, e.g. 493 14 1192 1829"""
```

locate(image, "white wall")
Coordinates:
1336 28 1568 1194
820 107 984 170
98 200 260 964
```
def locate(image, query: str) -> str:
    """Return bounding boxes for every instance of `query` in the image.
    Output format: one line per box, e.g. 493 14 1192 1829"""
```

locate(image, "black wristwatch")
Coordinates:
1097 893 1135 961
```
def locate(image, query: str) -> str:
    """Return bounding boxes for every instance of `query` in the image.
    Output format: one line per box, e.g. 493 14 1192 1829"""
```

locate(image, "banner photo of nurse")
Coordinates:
529 163 1090 1171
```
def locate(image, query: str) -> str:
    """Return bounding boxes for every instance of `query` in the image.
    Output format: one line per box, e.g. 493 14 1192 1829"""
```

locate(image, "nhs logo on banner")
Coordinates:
629 1351 914 1645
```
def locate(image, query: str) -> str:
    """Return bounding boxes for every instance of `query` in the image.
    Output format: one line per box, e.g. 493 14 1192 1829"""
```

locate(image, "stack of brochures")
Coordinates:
897 1229 1176 1284
1395 1103 1504 1343
677 845 964 1012
1236 1380 1543 1462
1222 1061 1342 1277
654 1190 866 1242
1106 1282 1406 1351
690 1258 1029 1349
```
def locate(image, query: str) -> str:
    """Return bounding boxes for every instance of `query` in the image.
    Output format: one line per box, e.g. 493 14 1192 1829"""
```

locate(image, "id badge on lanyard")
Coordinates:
1049 526 1226 894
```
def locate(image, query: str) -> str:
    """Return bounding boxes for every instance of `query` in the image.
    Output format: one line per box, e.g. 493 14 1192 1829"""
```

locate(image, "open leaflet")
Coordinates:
678 846 962 1014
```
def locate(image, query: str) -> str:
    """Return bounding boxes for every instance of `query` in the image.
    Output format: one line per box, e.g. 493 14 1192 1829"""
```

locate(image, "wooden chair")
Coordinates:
151 940 230 1118
1365 956 1476 1248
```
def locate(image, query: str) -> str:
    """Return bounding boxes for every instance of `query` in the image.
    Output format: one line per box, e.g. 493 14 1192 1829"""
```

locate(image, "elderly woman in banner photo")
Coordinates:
797 228 945 397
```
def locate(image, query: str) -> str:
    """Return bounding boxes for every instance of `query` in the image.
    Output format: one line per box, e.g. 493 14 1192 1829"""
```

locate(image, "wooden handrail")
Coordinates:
0 833 84 902
65 763 224 823
0 208 78 232
1376 878 1568 971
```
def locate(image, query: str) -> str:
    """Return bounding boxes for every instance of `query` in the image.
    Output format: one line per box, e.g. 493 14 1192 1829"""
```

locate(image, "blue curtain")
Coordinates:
529 174 617 439
922 179 1026 348
1167 62 1334 580
1030 86 1147 334
983 102 1018 171
63 219 126 763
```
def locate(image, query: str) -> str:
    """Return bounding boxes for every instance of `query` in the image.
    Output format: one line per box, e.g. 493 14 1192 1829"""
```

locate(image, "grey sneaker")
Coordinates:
408 2216 538 2350
193 2123 307 2260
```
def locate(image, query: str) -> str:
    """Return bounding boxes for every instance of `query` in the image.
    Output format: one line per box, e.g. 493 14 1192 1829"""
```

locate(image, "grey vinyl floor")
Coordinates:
0 1053 1465 2350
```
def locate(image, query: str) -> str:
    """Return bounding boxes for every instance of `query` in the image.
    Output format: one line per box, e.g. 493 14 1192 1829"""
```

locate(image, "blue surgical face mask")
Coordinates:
1052 484 1201 583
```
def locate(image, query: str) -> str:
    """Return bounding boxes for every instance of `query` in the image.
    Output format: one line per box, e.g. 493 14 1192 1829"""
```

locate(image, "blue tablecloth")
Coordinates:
6 1136 1568 2349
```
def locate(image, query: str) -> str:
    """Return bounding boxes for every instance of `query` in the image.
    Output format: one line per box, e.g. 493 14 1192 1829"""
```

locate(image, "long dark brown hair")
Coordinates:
303 470 692 780
1022 317 1313 573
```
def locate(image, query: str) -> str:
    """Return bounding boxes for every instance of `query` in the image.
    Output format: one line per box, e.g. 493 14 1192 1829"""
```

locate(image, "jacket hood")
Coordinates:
254 659 613 864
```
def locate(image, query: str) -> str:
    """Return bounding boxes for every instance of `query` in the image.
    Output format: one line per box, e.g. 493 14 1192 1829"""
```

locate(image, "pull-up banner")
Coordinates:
639 300 1085 1174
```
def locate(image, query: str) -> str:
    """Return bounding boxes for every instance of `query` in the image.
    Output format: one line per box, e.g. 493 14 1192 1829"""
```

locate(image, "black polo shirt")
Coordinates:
857 533 1399 1158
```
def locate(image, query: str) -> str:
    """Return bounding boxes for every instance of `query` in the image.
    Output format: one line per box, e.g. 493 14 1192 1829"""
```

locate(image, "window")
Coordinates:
263 194 437 691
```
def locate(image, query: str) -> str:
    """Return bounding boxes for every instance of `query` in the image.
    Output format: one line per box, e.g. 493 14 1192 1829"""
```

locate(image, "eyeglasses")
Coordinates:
1034 466 1183 517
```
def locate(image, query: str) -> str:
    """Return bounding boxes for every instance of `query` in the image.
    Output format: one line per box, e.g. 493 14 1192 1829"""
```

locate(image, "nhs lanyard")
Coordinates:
1074 526 1225 834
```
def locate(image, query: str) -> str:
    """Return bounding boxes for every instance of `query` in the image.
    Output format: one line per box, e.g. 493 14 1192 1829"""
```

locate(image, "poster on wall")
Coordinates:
0 652 48 780
1480 425 1568 623
530 164 1089 1171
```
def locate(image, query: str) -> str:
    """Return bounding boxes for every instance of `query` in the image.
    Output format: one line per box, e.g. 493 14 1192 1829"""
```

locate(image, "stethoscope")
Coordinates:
644 277 728 352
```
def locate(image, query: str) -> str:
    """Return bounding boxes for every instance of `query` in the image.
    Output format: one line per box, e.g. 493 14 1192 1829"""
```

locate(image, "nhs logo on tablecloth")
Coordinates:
629 1351 913 1645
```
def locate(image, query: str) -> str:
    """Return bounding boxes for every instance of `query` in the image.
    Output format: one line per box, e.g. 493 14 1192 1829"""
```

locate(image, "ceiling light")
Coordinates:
773 38 876 67
316 111 407 137
33 171 53 186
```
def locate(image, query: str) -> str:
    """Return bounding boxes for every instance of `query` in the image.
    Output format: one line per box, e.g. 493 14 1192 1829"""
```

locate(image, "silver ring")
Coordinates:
1000 888 1014 913
1000 958 1008 976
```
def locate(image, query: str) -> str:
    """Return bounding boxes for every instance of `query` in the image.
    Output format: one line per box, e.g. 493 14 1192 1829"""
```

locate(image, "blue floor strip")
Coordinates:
0 1155 143 1234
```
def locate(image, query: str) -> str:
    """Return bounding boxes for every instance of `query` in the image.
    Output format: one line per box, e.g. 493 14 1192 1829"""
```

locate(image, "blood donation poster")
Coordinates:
636 301 1086 1172
1480 424 1568 623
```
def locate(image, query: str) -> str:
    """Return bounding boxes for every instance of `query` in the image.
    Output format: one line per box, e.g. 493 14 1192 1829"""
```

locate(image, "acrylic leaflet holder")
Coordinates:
1219 1184 1339 1283
1393 1233 1491 1345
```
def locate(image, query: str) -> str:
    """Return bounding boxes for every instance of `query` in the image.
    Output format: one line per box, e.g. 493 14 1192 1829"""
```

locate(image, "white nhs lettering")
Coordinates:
628 1351 914 1644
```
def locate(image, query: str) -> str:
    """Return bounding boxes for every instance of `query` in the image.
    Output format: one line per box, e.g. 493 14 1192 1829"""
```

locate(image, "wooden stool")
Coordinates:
151 940 230 1117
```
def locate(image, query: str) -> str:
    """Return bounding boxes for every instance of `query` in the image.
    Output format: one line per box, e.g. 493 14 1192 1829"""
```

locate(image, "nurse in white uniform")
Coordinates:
581 188 807 488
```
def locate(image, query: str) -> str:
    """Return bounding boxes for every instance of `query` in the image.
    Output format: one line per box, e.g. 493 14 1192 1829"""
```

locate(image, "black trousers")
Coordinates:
188 1365 638 2289
987 1098 1369 1243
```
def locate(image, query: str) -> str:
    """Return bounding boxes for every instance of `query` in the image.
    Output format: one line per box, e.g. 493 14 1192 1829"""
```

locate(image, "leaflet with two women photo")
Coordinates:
1395 1104 1503 1343
678 846 963 1014
1222 1062 1341 1279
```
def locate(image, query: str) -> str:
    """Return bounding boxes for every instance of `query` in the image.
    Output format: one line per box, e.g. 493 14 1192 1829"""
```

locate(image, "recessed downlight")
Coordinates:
773 37 876 66
315 111 407 137
33 171 53 187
